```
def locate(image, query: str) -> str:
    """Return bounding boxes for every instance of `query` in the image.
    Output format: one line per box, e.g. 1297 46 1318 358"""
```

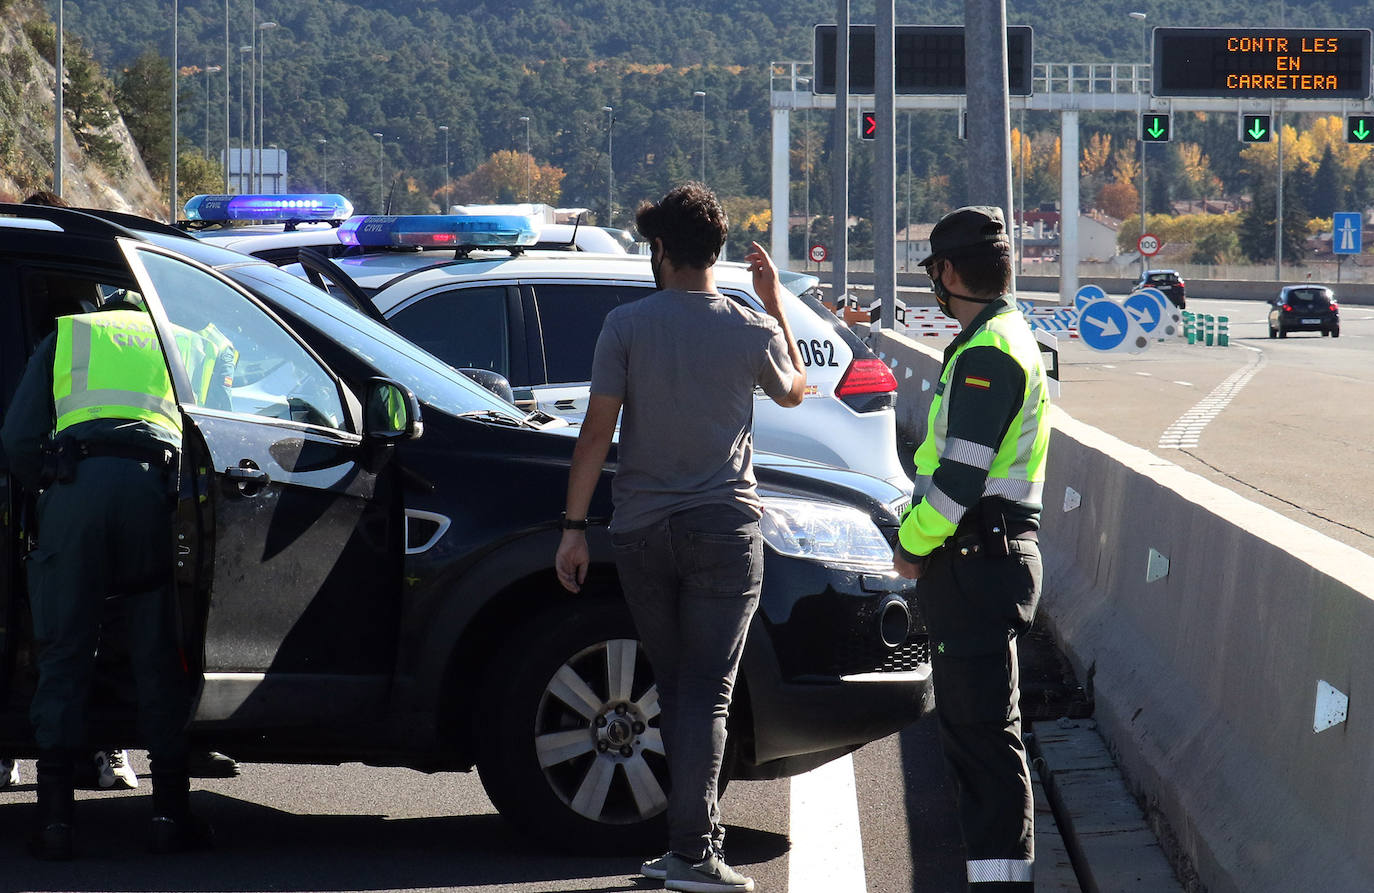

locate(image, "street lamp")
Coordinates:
1129 10 1148 276
374 131 385 211
796 78 812 267
239 45 252 192
317 138 328 192
438 125 449 211
202 64 222 161
693 91 706 184
518 115 530 200
257 21 278 193
602 106 614 226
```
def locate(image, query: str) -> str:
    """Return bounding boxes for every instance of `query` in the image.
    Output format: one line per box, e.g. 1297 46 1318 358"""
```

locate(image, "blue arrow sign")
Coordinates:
1333 212 1363 255
1079 298 1146 353
1074 284 1106 313
1123 292 1163 335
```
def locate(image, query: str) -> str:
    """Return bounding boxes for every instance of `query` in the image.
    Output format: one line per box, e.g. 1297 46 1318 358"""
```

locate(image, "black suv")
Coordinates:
1269 285 1340 338
1131 269 1186 309
0 205 932 850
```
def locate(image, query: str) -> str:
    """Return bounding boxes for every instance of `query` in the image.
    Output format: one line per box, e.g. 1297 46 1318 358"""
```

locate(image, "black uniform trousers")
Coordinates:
917 534 1041 892
27 455 190 769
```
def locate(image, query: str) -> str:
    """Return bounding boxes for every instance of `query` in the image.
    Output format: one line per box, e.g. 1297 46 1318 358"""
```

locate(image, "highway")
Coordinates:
1048 297 1374 556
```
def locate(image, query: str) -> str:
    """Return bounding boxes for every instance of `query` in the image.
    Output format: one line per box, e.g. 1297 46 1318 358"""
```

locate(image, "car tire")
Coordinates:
1278 326 1287 338
1268 324 1277 339
1322 328 1331 337
474 597 672 853
1333 326 1341 338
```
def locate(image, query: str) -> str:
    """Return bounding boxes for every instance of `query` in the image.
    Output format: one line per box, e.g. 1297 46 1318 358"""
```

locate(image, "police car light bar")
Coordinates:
338 214 542 249
183 194 354 223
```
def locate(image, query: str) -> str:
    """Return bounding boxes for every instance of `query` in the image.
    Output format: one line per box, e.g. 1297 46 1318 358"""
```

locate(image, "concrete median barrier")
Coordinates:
870 327 1374 892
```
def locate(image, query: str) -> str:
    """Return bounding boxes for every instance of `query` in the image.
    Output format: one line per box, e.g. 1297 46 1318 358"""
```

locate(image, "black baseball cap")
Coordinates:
919 205 1010 268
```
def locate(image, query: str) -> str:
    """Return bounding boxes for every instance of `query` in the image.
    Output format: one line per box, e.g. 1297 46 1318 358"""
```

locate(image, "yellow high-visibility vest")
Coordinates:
53 310 181 438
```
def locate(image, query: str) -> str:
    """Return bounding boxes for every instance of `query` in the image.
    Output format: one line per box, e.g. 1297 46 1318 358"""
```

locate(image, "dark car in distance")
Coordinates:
1269 285 1340 338
0 204 933 853
1131 269 1186 309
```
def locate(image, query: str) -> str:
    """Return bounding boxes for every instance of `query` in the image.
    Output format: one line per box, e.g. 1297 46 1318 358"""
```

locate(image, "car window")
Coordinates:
227 264 528 420
134 249 347 429
533 283 653 383
1288 288 1330 304
388 286 510 378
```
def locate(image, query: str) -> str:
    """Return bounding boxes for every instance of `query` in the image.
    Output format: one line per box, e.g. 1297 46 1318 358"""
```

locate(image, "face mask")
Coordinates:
930 266 955 318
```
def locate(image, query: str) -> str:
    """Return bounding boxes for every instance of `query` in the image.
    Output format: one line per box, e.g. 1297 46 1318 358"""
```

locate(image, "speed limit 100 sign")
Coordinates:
1138 233 1161 257
809 243 827 263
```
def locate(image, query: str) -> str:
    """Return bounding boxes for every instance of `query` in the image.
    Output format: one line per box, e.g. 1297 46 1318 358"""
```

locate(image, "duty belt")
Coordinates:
75 440 175 469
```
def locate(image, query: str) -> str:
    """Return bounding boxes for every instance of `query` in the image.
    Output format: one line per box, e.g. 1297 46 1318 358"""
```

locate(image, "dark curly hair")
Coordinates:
635 182 728 270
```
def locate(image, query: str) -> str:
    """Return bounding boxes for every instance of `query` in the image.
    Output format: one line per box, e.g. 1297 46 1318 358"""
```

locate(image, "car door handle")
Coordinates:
224 461 270 496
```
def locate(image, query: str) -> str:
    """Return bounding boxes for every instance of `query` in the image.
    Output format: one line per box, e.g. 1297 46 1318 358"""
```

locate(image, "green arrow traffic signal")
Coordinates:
1348 115 1374 144
1141 113 1171 143
1242 115 1271 143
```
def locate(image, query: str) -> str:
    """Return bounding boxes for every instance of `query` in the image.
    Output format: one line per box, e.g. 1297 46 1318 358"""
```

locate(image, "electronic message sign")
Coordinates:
813 25 1033 96
1153 28 1371 98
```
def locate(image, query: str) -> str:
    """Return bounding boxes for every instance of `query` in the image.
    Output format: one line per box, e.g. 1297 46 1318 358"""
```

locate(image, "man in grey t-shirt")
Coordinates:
556 183 804 893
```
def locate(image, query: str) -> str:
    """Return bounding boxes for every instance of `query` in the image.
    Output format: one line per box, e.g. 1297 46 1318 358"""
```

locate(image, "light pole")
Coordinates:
602 106 614 226
257 21 277 193
202 64 222 160
1130 10 1148 276
238 45 251 192
223 0 230 192
693 90 706 184
518 116 530 200
437 125 449 210
317 138 328 192
374 132 384 211
796 78 812 268
171 0 179 221
54 0 62 196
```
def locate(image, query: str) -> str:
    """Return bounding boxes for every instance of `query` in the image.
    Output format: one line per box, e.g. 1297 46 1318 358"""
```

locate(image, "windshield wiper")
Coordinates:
456 409 536 428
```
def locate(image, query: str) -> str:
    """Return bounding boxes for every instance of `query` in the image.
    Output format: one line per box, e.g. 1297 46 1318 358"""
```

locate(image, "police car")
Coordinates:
290 210 912 492
1 203 932 852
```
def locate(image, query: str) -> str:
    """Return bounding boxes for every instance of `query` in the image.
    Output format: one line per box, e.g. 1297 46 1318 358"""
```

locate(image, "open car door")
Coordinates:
121 239 418 731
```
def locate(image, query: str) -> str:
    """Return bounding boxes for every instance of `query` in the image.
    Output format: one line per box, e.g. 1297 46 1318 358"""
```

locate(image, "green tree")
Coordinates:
177 149 221 199
1309 145 1346 219
63 37 124 173
116 49 171 183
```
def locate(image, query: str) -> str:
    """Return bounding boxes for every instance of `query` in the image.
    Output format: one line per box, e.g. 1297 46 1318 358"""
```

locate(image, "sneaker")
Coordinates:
187 750 240 778
93 750 139 790
0 758 18 788
641 851 674 879
666 852 755 893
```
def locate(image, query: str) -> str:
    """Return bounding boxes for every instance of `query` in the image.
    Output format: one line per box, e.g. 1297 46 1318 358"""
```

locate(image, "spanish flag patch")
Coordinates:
964 376 992 390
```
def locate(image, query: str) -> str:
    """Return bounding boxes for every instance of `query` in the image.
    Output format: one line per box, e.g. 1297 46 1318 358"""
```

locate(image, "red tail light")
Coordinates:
1283 303 1293 312
1330 299 1339 310
836 358 898 396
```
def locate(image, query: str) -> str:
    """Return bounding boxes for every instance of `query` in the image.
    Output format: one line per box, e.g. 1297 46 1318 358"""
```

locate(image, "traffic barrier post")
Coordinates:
1218 316 1229 347
1183 311 1196 345
1205 314 1215 346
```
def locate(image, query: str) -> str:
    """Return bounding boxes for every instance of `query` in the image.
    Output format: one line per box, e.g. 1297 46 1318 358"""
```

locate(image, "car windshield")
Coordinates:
224 264 529 420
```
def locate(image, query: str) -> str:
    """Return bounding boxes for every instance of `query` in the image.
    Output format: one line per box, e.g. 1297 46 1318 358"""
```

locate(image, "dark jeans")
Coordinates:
611 503 763 862
26 457 190 768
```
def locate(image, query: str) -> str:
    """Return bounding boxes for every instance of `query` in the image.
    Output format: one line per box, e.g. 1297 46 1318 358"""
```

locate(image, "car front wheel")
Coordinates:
475 598 669 852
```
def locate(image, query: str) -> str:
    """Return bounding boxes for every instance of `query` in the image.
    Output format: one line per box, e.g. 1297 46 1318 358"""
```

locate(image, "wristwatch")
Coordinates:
560 513 589 531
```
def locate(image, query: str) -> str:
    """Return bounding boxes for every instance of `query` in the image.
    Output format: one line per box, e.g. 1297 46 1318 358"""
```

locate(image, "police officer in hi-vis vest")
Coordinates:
892 206 1050 892
1 298 214 859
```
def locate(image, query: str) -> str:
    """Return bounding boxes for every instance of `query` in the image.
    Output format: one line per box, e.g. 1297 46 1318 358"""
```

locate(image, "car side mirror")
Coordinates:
459 368 516 404
365 377 423 442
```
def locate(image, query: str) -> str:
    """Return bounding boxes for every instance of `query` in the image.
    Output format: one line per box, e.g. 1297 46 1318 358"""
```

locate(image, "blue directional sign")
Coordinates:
1124 292 1165 335
1074 284 1106 313
1333 212 1363 255
1078 298 1147 353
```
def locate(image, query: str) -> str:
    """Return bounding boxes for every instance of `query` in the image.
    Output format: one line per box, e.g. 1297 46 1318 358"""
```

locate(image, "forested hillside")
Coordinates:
16 0 1374 259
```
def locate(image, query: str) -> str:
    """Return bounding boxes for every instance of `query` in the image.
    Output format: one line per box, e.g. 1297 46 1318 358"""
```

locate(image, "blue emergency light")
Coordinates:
183 194 354 223
337 213 542 249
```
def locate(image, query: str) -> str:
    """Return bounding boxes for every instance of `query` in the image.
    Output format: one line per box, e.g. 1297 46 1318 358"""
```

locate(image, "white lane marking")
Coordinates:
789 754 867 892
1158 345 1265 449
1173 381 1193 387
1135 372 1153 377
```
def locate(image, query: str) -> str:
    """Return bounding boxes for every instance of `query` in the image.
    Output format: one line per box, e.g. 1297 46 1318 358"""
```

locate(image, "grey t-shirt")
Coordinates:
589 288 797 533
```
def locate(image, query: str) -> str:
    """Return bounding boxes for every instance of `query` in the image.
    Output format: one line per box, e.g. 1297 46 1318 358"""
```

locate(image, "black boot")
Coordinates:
30 751 75 861
149 762 213 853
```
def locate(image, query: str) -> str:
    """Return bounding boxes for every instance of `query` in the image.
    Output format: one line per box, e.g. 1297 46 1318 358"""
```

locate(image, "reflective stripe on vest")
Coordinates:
900 303 1050 556
53 310 182 438
967 858 1033 883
